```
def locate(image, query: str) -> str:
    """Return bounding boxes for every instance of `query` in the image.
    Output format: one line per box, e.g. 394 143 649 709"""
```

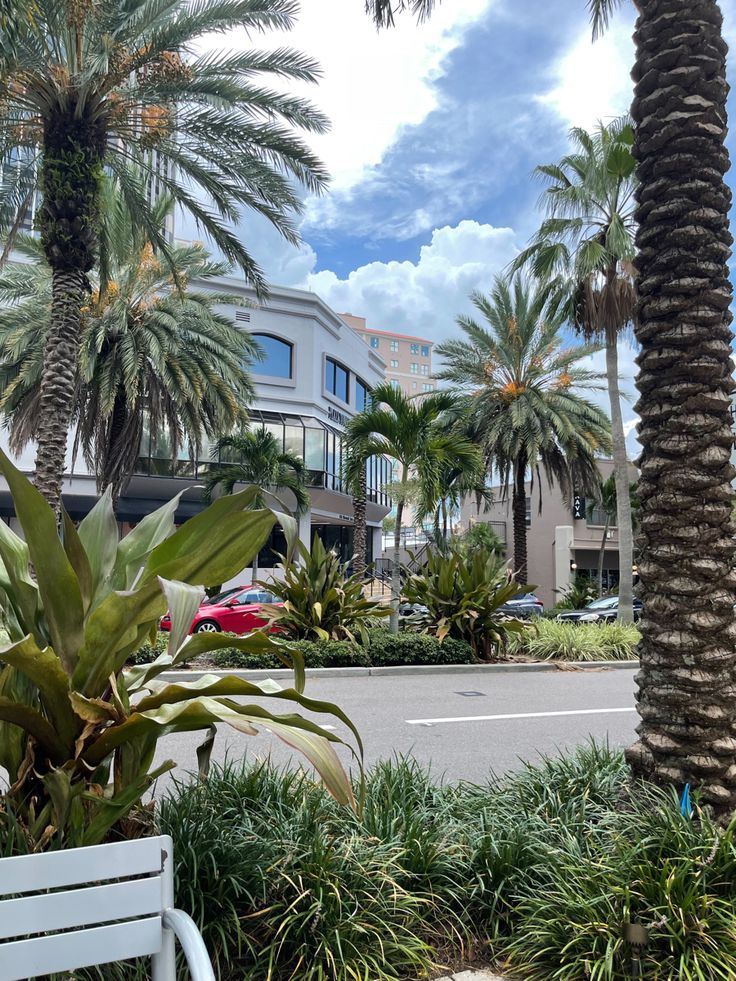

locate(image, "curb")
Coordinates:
160 659 638 683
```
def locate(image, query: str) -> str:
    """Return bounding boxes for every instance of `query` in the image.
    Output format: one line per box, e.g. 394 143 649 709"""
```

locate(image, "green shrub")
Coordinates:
509 618 640 661
60 744 736 981
402 546 532 660
260 535 390 642
126 630 169 665
205 630 475 670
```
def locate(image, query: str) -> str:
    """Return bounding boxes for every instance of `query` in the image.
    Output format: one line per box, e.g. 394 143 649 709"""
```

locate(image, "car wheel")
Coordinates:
194 620 220 634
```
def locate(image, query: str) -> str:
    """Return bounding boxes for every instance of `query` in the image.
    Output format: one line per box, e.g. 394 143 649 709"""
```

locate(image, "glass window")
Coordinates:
421 345 430 357
370 336 379 349
410 363 418 374
325 358 349 402
355 377 369 413
422 383 433 392
284 424 303 460
412 382 417 389
390 379 401 390
252 334 293 379
390 340 399 352
410 343 419 355
305 427 325 470
421 364 429 375
390 359 399 368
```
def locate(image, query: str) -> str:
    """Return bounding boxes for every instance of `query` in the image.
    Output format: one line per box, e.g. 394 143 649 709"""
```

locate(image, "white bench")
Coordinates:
0 834 215 980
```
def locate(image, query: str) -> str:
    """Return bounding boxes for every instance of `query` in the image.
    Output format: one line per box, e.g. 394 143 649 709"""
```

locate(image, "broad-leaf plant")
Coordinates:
0 451 360 849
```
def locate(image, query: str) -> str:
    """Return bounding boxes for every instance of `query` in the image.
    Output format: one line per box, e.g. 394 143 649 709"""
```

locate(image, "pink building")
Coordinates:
340 314 435 397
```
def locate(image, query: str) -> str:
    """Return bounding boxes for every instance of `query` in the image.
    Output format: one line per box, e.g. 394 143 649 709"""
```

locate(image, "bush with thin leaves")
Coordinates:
509 618 640 661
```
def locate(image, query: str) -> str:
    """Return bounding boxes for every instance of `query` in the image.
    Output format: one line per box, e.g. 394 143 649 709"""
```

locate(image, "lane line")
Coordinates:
406 706 636 725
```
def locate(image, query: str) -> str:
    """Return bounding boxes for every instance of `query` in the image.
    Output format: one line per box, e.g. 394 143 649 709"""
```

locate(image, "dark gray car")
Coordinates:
557 595 642 623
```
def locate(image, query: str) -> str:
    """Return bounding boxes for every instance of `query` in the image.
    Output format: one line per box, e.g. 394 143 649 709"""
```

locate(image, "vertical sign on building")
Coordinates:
572 493 585 520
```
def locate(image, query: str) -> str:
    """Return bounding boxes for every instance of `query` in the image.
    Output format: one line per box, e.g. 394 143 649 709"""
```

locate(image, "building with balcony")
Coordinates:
0 281 392 577
339 314 436 397
458 459 639 607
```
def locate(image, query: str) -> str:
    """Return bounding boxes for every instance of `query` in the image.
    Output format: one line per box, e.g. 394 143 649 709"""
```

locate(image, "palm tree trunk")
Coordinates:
625 0 736 811
597 514 610 597
353 465 367 581
390 495 405 635
605 338 634 623
33 268 87 512
512 456 528 584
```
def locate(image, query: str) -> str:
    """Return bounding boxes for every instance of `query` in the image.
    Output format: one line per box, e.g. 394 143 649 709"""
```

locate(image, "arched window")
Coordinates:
252 334 293 379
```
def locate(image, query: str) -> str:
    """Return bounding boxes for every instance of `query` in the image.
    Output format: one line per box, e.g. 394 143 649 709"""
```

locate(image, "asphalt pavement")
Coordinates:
152 664 640 788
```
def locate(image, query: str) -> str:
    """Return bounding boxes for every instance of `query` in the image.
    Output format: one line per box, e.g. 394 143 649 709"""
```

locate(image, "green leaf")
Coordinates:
0 665 38 781
0 696 65 764
607 143 635 179
62 509 94 614
76 487 119 607
0 635 76 752
0 449 84 674
81 760 176 846
158 578 205 659
82 694 358 807
0 519 41 641
110 490 186 592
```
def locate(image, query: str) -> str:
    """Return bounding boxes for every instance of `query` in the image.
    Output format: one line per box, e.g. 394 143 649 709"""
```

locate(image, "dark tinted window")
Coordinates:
253 334 293 378
355 377 369 412
325 358 349 402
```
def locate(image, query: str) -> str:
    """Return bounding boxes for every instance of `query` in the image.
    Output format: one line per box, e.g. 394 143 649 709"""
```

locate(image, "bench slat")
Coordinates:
0 836 165 896
0 917 162 981
0 875 163 940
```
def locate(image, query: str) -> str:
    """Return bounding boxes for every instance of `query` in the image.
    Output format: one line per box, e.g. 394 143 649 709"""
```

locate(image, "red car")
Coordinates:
159 587 282 635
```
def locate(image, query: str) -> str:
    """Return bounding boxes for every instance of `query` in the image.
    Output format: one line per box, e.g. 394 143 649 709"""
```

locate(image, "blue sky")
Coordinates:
195 0 736 447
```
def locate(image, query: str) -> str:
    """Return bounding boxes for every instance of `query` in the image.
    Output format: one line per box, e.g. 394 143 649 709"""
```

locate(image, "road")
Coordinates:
152 665 640 787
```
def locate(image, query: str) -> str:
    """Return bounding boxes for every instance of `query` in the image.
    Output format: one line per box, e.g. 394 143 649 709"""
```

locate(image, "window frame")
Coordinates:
251 332 295 384
324 355 350 405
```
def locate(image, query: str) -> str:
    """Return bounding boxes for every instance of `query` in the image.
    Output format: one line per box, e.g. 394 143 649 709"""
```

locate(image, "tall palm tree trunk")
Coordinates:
597 513 610 598
512 456 528 584
390 496 405 634
34 269 86 511
353 465 367 581
625 0 736 811
605 337 634 622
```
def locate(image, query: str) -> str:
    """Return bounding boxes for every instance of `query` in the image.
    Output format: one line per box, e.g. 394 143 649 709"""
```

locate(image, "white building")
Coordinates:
0 279 391 575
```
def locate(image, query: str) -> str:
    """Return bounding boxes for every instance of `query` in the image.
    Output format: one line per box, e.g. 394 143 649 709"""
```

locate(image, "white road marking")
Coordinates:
406 707 636 726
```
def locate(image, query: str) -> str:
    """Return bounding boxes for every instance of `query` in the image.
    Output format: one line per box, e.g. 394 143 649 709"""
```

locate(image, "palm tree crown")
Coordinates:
435 276 612 581
1 0 328 290
0 189 258 502
205 428 310 516
345 381 481 631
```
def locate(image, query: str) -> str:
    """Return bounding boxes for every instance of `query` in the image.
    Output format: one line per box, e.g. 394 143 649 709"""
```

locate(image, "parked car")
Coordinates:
398 601 428 618
498 593 545 618
556 595 643 623
159 587 282 635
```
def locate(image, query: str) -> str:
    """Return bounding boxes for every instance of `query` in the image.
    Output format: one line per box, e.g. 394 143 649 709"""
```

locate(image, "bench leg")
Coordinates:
152 925 177 981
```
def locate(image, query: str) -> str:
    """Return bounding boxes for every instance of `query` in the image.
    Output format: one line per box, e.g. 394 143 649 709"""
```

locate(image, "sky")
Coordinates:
189 0 736 453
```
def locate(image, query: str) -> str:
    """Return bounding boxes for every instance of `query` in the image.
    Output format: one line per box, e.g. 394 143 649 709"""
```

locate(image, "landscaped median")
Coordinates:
132 620 640 673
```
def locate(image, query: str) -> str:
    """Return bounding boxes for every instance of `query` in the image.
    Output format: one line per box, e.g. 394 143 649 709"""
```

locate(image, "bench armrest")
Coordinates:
162 909 215 981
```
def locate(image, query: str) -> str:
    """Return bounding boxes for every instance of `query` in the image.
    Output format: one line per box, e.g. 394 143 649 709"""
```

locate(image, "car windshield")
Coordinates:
202 588 242 606
586 596 619 611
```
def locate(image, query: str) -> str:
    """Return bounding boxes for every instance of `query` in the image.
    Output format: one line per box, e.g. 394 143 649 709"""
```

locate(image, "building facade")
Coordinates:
0 281 392 576
339 314 435 397
459 459 639 608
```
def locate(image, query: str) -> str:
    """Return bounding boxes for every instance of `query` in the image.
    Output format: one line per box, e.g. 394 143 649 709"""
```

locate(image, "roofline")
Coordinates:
356 326 434 345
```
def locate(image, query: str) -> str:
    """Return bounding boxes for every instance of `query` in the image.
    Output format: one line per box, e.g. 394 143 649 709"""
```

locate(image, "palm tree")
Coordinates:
344 383 481 633
372 0 736 811
423 455 493 550
205 428 310 580
0 0 328 511
511 121 638 622
0 191 257 506
342 439 369 581
435 276 612 584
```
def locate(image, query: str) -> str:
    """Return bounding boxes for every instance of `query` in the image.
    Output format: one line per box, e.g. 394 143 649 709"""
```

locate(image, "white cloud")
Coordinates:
301 219 518 341
537 19 635 129
208 0 495 193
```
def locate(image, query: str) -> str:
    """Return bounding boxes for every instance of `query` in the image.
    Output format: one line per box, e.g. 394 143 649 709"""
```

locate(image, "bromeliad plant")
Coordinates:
402 547 532 661
260 535 390 644
0 451 360 850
